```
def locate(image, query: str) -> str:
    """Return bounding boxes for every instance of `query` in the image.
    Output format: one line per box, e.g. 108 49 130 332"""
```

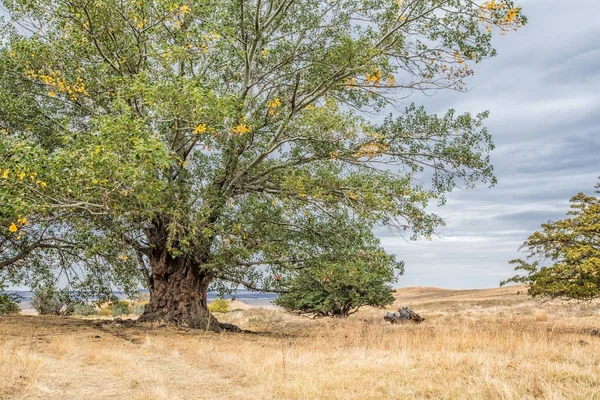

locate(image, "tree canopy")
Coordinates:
503 180 600 301
0 0 525 328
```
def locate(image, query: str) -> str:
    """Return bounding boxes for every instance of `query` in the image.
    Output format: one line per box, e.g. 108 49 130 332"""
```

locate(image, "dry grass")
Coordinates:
1 286 600 400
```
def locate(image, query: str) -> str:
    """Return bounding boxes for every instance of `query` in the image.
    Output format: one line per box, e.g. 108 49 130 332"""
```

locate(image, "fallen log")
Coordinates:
384 307 424 324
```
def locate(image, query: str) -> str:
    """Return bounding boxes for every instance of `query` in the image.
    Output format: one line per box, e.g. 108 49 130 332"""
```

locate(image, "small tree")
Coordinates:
0 281 20 315
502 180 600 300
31 287 66 315
275 258 396 317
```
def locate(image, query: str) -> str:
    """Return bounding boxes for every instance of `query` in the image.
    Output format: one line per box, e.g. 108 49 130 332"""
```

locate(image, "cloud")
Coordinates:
384 0 600 289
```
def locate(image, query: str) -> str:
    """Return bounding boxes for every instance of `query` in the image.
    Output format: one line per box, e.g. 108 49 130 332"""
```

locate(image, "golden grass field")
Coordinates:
1 285 599 400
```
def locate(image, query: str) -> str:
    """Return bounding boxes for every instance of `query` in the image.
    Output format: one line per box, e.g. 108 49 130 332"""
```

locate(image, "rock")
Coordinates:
384 307 425 324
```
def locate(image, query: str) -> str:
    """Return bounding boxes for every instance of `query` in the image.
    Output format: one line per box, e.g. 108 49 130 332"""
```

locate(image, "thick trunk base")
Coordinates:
138 305 222 331
138 255 222 331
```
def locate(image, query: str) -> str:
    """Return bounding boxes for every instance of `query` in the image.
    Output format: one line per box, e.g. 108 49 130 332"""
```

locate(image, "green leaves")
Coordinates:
1 0 525 300
275 255 398 317
503 180 600 300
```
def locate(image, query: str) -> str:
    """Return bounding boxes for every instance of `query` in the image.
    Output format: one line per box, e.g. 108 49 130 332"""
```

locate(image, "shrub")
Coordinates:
0 282 20 315
72 303 98 316
31 287 65 315
208 298 230 313
0 293 20 315
97 299 132 317
110 300 131 317
275 260 395 318
98 306 112 317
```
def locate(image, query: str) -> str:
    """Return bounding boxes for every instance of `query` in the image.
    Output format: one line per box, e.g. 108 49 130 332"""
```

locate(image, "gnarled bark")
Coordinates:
138 250 221 331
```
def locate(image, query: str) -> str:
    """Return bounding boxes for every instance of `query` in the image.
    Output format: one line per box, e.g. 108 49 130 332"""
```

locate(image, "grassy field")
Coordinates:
1 285 599 400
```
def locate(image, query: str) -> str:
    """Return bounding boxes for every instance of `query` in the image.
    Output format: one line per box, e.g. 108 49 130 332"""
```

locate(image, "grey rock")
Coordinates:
384 307 425 324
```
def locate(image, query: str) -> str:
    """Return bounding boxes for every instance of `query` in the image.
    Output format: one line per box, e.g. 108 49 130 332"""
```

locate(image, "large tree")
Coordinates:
503 180 600 300
0 0 525 329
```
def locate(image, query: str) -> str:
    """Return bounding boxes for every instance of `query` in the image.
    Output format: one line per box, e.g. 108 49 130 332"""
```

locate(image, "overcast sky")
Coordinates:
2 1 599 290
387 0 600 288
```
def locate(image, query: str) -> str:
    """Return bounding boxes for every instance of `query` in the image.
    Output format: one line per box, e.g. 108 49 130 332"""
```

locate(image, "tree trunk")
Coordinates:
138 250 221 331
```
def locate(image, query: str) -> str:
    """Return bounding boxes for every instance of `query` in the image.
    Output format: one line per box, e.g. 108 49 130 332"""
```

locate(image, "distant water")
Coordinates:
7 290 278 310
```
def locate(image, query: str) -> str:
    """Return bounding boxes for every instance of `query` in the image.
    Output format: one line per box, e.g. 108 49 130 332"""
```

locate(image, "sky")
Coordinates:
387 0 600 289
1 1 599 290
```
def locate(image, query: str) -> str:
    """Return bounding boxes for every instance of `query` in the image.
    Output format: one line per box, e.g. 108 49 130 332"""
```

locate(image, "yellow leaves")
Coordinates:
1 169 8 179
482 0 501 11
453 51 464 64
268 98 281 115
119 255 129 261
35 180 47 188
8 215 29 234
503 6 520 24
30 69 88 100
367 131 384 141
261 49 270 58
133 15 146 29
343 77 357 87
346 190 357 200
480 1 523 32
385 74 396 86
329 150 339 160
365 69 382 85
180 5 191 15
230 121 252 135
194 124 207 135
355 142 389 158
17 172 25 180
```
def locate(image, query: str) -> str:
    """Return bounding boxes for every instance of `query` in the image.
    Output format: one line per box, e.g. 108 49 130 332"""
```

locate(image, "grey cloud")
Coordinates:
387 0 600 290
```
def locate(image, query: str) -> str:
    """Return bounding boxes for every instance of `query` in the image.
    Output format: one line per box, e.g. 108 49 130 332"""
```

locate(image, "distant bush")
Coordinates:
31 287 65 315
98 306 112 317
72 303 98 316
0 293 20 315
97 299 132 317
208 298 230 313
110 300 131 317
0 282 20 315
